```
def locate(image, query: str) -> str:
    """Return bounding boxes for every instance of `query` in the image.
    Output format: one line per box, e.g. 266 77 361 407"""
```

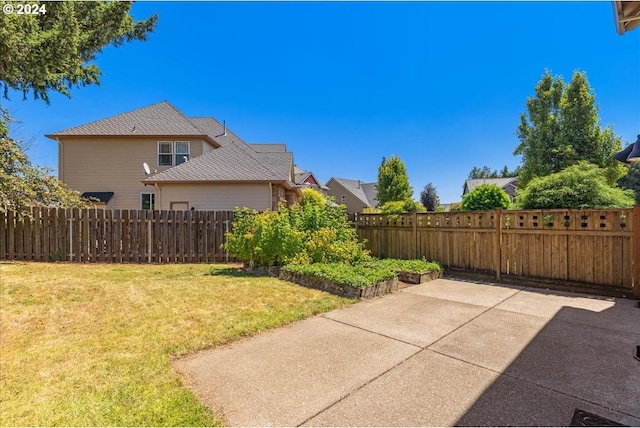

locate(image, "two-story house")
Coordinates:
46 101 301 211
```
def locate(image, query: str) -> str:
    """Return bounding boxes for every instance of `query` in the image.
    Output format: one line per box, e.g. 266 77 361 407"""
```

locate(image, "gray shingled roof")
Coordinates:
330 178 378 207
249 144 287 152
144 116 295 184
46 101 215 144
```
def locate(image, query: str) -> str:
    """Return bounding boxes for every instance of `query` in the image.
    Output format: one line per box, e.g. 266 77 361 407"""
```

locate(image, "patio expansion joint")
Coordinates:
300 290 531 427
295 344 424 427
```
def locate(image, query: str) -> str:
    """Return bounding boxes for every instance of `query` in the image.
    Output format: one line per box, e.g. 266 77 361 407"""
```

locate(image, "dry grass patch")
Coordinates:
0 262 353 426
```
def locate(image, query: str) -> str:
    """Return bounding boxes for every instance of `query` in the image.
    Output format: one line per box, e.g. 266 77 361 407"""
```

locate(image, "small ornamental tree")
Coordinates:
461 184 511 211
515 162 635 209
376 155 412 205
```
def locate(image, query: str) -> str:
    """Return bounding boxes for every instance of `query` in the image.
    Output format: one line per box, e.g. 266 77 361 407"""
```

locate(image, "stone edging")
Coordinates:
279 269 398 299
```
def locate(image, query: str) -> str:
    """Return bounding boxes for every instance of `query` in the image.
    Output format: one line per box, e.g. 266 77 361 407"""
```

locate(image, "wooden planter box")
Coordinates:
397 269 442 284
279 269 398 299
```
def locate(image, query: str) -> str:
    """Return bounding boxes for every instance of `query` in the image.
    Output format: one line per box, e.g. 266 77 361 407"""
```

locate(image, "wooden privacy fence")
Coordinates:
0 208 234 263
357 207 640 297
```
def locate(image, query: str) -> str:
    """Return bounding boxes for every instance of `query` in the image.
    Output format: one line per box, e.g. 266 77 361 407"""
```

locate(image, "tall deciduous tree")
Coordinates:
1 110 84 216
376 156 412 205
514 70 626 187
0 1 157 103
419 183 439 211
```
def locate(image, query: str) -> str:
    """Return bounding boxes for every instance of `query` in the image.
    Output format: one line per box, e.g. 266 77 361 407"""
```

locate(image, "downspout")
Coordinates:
154 183 160 210
56 138 63 179
268 182 273 210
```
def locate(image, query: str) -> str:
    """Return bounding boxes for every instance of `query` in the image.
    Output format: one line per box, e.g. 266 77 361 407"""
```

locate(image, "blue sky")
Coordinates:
5 1 640 203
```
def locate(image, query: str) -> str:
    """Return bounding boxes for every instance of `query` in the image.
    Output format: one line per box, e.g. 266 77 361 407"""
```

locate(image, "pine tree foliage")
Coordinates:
0 1 157 103
516 162 635 209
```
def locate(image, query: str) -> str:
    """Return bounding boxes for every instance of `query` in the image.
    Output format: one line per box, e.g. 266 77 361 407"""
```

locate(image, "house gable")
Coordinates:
326 177 378 213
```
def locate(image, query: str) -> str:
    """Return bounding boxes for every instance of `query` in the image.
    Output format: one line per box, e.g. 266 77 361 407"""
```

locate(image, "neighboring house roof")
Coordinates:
294 166 329 191
463 177 518 197
328 177 378 207
45 101 219 146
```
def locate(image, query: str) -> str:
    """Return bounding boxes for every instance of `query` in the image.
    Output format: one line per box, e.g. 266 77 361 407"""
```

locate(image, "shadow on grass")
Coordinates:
206 267 253 278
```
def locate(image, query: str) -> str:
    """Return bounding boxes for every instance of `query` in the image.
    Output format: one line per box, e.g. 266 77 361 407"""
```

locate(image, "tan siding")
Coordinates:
58 137 207 209
157 183 271 211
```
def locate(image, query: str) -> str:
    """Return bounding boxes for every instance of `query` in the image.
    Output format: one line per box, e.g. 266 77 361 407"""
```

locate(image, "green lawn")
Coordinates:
0 262 354 426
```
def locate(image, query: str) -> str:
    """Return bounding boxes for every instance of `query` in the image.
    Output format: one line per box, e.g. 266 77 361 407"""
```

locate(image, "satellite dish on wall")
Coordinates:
143 162 151 176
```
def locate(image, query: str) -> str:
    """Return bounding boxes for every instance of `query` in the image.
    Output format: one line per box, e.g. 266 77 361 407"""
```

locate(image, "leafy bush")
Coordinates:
380 199 425 214
516 162 636 209
226 190 371 267
461 184 511 211
282 263 396 288
449 202 463 212
362 258 442 274
225 208 304 268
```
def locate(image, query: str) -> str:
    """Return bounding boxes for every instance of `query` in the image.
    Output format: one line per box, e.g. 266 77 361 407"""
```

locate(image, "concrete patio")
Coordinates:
173 277 640 427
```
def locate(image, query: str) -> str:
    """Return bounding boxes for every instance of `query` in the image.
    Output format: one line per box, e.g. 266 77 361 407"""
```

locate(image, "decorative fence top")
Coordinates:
357 209 635 233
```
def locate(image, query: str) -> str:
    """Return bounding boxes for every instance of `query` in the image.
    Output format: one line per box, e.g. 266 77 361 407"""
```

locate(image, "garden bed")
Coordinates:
280 263 399 298
397 269 442 284
361 258 442 284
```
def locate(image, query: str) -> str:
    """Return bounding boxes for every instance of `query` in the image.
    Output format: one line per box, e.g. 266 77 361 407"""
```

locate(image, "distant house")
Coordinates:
462 177 519 201
293 166 329 193
325 177 378 214
47 101 301 211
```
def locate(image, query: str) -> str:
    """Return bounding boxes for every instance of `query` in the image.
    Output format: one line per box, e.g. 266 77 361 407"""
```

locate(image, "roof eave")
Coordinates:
45 133 221 148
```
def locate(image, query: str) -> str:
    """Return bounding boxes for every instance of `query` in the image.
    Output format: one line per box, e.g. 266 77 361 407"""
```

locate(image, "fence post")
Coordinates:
633 205 640 297
413 211 418 259
494 209 502 282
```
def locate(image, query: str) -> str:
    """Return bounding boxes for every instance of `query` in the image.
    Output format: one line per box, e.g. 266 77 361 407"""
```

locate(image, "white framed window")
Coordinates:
141 193 155 210
158 141 190 166
175 141 190 165
158 141 173 166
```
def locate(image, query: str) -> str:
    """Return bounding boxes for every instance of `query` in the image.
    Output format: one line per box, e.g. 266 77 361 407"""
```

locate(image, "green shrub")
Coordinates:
225 208 304 268
516 162 636 209
461 184 511 211
380 199 425 214
283 263 396 288
226 191 371 267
